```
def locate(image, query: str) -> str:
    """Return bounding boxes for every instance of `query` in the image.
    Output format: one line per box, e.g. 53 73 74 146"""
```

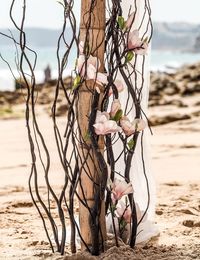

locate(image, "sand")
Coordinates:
0 111 200 259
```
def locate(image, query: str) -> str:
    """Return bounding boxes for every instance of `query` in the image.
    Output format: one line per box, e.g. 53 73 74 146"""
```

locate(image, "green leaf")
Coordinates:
113 109 123 121
143 36 148 43
118 16 125 30
85 42 90 54
128 139 135 150
111 204 117 214
75 58 78 67
119 218 127 229
84 131 90 142
125 51 134 63
73 75 81 90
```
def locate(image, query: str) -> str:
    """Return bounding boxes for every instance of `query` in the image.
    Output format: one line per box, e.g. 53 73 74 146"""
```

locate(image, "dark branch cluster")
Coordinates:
0 0 152 256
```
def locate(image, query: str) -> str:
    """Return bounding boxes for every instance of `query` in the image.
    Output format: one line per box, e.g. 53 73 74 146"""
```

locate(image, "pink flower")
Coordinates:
109 79 124 96
77 54 100 76
77 54 107 85
125 12 135 29
110 99 121 118
93 111 121 135
128 30 148 55
95 110 110 123
120 117 146 136
120 116 135 136
78 41 108 85
117 201 132 223
87 63 108 85
111 178 133 203
132 118 146 131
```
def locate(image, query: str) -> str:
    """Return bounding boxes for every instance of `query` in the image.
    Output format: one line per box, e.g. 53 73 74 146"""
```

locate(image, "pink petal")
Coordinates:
87 63 97 80
125 12 135 29
134 42 148 55
110 99 121 118
115 79 124 92
77 55 86 76
88 55 101 70
120 117 135 136
93 123 105 135
79 41 84 54
97 72 108 85
95 111 110 123
132 118 146 131
128 30 141 49
104 120 121 134
109 80 125 96
112 179 133 200
117 201 132 223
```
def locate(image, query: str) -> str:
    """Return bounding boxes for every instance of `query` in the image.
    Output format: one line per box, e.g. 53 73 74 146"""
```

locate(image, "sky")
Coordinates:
0 0 200 29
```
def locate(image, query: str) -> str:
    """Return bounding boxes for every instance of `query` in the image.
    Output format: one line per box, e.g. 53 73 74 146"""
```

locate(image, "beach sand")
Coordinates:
0 110 200 259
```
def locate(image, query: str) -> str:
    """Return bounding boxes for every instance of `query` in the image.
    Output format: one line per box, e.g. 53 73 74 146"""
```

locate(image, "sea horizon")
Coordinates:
1 47 200 91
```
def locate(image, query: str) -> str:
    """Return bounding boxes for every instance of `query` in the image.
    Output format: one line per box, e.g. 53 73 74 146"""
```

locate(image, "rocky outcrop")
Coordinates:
149 63 200 126
1 63 200 126
150 63 200 107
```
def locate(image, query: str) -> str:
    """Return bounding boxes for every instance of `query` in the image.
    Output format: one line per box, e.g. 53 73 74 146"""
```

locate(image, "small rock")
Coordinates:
156 210 163 215
30 241 39 246
21 231 28 235
194 222 200 227
56 104 69 117
150 114 191 126
182 220 194 228
178 209 196 215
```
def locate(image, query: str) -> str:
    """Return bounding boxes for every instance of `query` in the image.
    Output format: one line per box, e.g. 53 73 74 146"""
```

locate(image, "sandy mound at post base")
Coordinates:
64 243 200 260
1 182 200 259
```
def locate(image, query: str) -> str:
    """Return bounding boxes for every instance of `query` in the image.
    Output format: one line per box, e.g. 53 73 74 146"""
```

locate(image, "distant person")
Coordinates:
44 65 51 83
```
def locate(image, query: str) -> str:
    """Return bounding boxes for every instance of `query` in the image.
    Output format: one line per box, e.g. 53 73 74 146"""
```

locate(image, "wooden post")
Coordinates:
78 0 106 253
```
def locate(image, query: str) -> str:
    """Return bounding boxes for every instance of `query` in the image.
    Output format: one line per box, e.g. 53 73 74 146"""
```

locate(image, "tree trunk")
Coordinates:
78 0 106 253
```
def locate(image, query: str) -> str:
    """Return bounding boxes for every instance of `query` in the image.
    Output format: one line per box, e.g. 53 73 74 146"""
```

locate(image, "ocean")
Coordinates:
1 46 200 91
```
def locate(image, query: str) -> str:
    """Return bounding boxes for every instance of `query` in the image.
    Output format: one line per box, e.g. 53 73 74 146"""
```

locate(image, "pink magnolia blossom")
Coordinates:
125 12 135 29
120 117 146 136
111 178 134 203
93 111 121 135
132 118 146 132
109 79 125 96
117 201 132 223
128 30 148 55
77 54 100 76
110 99 121 118
86 63 108 85
116 202 148 224
77 53 107 85
95 110 110 123
120 116 135 136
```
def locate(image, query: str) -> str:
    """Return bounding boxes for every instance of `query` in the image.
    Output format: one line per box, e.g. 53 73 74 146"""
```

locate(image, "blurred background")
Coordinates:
1 0 200 89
